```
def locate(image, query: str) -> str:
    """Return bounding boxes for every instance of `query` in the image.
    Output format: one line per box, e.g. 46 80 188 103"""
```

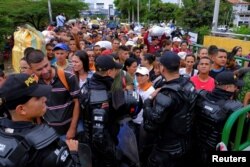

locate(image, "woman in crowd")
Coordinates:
72 50 94 90
141 53 156 81
231 46 242 57
123 57 138 89
179 40 192 55
179 54 198 77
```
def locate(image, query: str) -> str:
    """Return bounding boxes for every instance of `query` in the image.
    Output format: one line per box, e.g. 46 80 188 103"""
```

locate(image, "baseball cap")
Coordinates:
178 51 187 60
160 51 180 69
136 66 149 76
53 43 69 51
95 55 123 71
0 74 52 110
215 71 244 87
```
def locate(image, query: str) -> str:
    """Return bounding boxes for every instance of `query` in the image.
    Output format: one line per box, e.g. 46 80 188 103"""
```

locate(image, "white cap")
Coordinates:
125 41 136 47
173 37 182 42
136 66 149 76
178 51 187 60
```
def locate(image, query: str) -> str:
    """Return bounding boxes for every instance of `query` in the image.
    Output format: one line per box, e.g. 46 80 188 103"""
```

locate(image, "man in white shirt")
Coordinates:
56 13 66 27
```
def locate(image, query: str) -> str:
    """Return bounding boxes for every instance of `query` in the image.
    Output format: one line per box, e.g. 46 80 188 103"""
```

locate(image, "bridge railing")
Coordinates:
221 105 250 151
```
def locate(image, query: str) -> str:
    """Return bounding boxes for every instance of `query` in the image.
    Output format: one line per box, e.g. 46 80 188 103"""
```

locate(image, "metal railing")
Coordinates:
235 56 250 67
221 105 250 151
211 31 250 41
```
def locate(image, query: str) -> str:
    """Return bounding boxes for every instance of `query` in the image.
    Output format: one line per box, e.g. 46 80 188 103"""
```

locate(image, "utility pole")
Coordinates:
137 0 139 23
212 0 220 31
48 0 53 23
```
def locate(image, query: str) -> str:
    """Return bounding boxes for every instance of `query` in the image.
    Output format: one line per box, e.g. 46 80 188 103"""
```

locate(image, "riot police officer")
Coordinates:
194 71 243 164
143 51 197 167
82 55 142 167
0 73 81 167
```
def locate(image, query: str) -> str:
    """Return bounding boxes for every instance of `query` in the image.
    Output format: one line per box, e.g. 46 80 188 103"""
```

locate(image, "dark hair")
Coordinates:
74 50 90 72
162 39 172 47
121 35 128 41
112 38 121 43
218 48 227 54
139 44 147 50
132 46 140 52
46 42 55 48
143 53 155 65
198 56 212 64
123 57 137 71
231 46 242 56
180 40 188 46
208 45 218 56
118 45 129 52
198 47 208 54
24 47 35 58
26 49 45 65
185 54 196 61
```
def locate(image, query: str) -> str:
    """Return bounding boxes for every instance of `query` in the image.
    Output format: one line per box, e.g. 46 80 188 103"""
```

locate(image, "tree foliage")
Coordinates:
114 0 167 23
0 0 87 50
177 0 231 30
147 2 179 23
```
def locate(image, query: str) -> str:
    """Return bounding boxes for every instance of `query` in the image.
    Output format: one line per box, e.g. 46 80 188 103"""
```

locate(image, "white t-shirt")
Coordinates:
179 68 198 77
56 15 66 27
133 86 155 124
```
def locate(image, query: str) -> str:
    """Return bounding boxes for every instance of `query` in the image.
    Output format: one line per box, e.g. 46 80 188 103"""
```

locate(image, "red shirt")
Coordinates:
190 75 215 92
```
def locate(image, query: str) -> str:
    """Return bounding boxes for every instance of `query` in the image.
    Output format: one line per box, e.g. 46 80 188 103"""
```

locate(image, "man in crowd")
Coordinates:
191 57 215 92
26 49 80 140
209 48 228 78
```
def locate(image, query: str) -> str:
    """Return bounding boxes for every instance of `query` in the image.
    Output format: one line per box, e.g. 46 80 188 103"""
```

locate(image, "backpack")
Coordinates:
0 121 58 167
57 68 69 91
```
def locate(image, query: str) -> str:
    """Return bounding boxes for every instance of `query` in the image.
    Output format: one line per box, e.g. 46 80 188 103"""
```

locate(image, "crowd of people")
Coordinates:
0 17 250 167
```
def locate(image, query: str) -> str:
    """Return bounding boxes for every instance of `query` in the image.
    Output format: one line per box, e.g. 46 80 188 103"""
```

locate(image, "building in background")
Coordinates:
83 0 114 9
228 0 250 26
81 0 115 17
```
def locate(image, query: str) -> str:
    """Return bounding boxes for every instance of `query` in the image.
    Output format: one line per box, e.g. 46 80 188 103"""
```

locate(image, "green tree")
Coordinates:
178 0 231 29
0 0 87 50
114 0 163 22
147 2 179 23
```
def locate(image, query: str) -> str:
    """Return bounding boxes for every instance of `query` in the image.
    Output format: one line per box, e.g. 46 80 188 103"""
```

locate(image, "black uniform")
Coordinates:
194 88 243 164
143 76 197 167
0 118 81 167
83 73 118 167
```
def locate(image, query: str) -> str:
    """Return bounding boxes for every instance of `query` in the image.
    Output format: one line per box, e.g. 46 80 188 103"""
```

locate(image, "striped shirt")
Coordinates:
39 67 80 134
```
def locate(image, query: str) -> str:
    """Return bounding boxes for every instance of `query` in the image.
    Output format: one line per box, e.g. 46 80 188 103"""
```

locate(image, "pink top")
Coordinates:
190 75 215 92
